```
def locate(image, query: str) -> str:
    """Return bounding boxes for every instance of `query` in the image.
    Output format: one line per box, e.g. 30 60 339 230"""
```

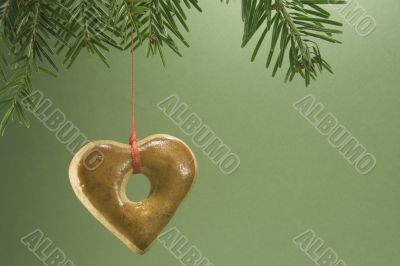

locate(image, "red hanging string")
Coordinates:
129 26 141 174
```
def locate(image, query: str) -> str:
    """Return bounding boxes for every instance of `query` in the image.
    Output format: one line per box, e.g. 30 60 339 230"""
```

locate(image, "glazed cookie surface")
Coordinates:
69 134 197 254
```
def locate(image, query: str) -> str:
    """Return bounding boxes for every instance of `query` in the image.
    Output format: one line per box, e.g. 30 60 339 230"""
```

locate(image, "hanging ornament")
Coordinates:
69 135 197 254
68 28 197 254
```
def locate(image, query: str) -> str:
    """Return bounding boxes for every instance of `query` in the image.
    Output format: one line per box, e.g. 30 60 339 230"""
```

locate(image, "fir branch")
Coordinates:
0 57 34 135
140 0 201 65
0 0 18 44
0 0 202 135
109 0 148 48
242 0 345 86
0 0 47 135
0 0 345 135
55 0 118 68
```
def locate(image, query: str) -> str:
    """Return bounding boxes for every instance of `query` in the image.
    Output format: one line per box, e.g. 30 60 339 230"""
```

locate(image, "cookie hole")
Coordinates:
125 174 151 202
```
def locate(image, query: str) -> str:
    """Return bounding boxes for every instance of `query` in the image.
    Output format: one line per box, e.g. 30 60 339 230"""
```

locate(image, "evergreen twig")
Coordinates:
241 0 345 86
0 0 344 135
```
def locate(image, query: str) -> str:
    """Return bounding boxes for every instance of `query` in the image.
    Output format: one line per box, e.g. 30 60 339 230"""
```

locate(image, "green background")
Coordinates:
1 0 399 265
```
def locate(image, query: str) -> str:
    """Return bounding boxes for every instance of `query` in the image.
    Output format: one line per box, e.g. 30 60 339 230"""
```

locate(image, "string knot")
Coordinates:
129 132 141 174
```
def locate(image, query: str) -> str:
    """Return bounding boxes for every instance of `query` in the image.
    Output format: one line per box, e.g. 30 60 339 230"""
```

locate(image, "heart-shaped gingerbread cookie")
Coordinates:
69 134 197 254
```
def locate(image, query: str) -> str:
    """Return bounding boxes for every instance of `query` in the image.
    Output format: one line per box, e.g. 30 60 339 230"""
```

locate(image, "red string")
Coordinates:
129 26 141 174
